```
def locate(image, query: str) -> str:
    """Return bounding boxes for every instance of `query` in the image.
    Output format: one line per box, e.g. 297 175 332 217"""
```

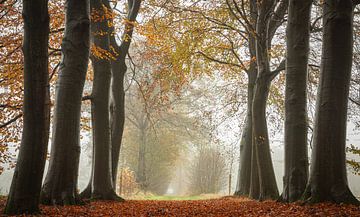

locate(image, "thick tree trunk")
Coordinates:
89 0 121 201
252 76 279 200
40 0 90 205
4 0 50 215
303 0 359 205
234 0 257 197
280 0 311 203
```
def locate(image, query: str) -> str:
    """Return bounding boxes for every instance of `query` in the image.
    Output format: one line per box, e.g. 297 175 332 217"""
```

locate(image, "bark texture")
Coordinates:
4 0 50 214
251 0 288 200
234 0 257 197
280 0 311 203
41 0 90 205
108 0 141 189
303 0 359 205
87 0 121 200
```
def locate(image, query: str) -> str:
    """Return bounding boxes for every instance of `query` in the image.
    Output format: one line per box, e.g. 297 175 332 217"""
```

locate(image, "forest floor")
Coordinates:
1 196 360 216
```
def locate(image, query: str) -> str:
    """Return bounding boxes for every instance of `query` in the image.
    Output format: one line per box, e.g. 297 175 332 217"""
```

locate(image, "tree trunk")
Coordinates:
234 0 257 197
40 0 90 205
4 0 50 215
234 66 256 196
303 0 359 205
249 136 260 199
251 0 280 200
89 0 122 201
137 125 147 190
109 58 126 189
280 0 311 203
252 76 279 200
108 0 141 189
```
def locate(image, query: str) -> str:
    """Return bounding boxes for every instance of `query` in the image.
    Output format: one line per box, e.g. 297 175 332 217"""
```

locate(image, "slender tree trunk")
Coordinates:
137 126 147 190
280 0 311 203
89 0 121 201
40 0 90 205
234 0 257 196
234 67 256 196
108 0 141 189
4 0 50 215
251 0 280 200
109 50 126 189
303 0 359 205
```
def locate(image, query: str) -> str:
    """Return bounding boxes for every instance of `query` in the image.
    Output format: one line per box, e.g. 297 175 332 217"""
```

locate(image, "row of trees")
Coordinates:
232 0 359 204
139 0 360 204
4 0 141 215
1 0 360 215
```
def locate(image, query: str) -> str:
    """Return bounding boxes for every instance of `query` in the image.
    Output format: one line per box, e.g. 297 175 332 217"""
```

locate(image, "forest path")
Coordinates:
1 197 360 216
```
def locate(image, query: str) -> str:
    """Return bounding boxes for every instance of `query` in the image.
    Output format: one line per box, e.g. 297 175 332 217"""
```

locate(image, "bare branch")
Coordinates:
0 114 22 129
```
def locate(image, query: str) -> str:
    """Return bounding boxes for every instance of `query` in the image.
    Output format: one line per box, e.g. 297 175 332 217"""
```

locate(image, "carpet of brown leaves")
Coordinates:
1 197 360 216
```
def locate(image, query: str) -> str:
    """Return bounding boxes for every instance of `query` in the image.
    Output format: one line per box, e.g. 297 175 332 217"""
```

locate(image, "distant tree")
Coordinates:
123 85 191 194
4 0 50 214
281 0 311 202
303 0 360 205
40 0 90 205
188 147 227 195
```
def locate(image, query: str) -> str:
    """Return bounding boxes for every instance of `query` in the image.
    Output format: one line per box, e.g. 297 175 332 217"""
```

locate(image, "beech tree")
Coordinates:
250 0 288 200
188 147 227 195
303 0 360 204
40 0 90 205
109 0 141 189
81 0 141 199
231 0 258 197
81 0 121 200
139 0 287 200
280 0 311 202
0 1 64 173
4 0 50 214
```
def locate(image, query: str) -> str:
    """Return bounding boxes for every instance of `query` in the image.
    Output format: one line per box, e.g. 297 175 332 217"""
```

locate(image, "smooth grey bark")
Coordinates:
303 0 359 205
251 0 288 200
252 77 278 200
86 0 122 201
4 0 50 215
249 134 260 199
40 0 90 205
280 0 311 203
234 0 257 197
108 0 141 189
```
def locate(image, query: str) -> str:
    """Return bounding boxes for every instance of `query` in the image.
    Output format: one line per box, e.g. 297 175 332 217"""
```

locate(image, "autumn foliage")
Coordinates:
0 1 64 174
